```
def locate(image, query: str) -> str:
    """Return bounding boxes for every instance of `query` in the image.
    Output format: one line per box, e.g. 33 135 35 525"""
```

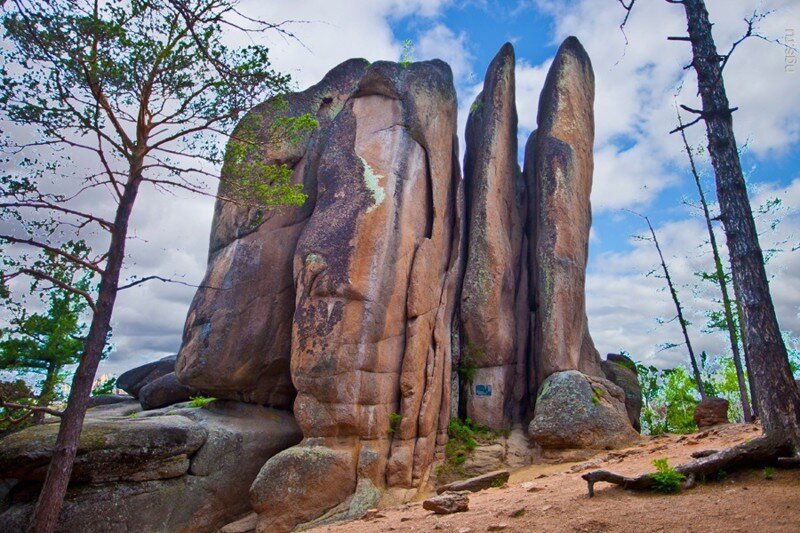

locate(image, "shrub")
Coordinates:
764 466 776 480
444 418 507 474
388 412 402 435
648 458 685 493
189 396 216 408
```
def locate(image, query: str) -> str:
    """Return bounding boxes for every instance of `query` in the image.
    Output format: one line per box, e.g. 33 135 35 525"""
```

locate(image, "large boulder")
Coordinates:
525 36 602 383
253 57 464 531
528 370 639 450
138 372 199 411
250 444 357 533
601 353 642 432
694 397 730 428
175 59 370 408
0 415 206 483
117 354 176 398
0 401 301 532
460 43 529 428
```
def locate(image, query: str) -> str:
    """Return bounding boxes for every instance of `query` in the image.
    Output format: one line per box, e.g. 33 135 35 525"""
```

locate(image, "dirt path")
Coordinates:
311 424 800 532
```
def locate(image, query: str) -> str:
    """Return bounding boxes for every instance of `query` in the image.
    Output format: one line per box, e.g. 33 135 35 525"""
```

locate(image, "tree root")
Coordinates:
582 436 795 497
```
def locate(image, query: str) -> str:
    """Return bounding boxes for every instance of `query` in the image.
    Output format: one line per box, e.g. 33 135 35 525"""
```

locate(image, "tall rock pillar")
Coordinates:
460 43 529 428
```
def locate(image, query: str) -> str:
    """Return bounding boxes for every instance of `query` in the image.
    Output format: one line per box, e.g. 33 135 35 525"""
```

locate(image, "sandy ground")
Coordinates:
311 424 800 533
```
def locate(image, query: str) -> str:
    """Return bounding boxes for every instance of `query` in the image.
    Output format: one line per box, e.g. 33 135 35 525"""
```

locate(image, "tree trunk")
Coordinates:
678 123 751 420
26 164 143 533
644 216 706 398
733 276 758 418
681 0 800 443
33 361 60 424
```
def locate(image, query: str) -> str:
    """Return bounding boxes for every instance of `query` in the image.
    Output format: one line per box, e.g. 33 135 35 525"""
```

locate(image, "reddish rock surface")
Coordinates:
175 59 369 407
526 36 602 383
460 43 529 428
694 397 730 428
252 58 463 532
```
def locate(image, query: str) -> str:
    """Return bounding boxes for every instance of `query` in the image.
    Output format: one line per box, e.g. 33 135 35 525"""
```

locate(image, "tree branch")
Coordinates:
117 275 224 291
0 398 64 418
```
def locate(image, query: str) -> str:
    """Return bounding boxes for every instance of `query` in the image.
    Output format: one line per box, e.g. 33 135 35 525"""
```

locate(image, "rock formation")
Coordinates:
252 58 463 532
0 400 301 532
460 43 529 429
528 370 638 450
526 36 602 383
0 37 641 533
694 397 730 428
601 353 643 432
175 59 370 408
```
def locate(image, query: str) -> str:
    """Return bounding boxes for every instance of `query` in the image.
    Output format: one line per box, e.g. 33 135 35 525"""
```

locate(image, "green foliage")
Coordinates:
0 243 96 411
188 396 216 408
716 469 728 481
222 109 319 209
0 379 36 435
764 466 776 480
490 476 505 488
400 39 414 67
388 412 402 435
458 342 481 384
443 417 506 476
648 458 685 493
445 418 479 468
636 363 698 435
591 387 604 405
91 377 117 396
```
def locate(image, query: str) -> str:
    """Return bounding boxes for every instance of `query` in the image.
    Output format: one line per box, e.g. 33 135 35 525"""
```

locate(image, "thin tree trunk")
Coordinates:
643 215 706 398
34 361 60 424
734 291 758 418
27 164 143 533
678 121 752 421
680 0 800 443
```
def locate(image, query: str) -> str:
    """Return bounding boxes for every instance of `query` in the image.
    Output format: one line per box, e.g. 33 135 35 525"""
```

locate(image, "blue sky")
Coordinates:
84 0 800 377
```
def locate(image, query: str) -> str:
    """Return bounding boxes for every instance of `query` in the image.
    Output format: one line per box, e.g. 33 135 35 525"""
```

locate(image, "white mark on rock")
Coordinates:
359 156 385 212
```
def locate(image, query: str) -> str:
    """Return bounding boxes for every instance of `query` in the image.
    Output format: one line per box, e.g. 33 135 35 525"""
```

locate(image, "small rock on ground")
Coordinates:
423 491 470 514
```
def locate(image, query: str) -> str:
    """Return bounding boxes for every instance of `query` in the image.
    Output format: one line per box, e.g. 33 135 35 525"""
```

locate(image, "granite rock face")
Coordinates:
46 37 639 531
460 43 529 429
528 370 639 450
139 372 200 411
0 401 301 532
525 36 602 383
601 353 642 432
117 354 176 398
252 57 464 532
175 59 370 408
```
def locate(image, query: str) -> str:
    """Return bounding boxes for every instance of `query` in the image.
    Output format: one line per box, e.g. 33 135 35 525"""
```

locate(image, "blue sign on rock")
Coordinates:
475 384 492 397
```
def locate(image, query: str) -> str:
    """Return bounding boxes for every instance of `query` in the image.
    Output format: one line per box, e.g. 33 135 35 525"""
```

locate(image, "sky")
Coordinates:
6 0 799 377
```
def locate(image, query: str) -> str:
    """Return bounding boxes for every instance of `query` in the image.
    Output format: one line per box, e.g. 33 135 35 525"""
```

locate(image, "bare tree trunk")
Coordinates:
643 215 706 398
678 121 751 420
27 165 143 533
33 361 60 425
734 291 758 418
679 0 800 443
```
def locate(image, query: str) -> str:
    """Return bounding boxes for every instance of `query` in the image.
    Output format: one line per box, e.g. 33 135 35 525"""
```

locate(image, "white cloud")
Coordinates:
238 0 453 89
416 23 475 85
587 178 800 368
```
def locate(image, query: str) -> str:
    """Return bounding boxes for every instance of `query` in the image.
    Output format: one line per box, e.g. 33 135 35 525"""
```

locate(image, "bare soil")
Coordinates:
311 424 800 532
